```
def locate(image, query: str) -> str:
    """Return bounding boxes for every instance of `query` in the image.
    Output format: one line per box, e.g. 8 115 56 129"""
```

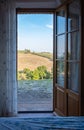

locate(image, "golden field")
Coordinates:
17 52 53 72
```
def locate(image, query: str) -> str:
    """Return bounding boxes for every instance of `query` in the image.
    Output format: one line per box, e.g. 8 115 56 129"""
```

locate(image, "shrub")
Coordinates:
17 65 52 80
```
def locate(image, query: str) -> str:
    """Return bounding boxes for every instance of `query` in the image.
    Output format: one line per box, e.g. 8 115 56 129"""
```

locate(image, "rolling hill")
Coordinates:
17 51 53 72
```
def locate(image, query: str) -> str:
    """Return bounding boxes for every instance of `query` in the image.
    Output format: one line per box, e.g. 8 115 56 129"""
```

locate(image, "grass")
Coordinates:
32 52 53 60
18 79 53 92
18 79 53 103
18 50 53 60
18 79 53 111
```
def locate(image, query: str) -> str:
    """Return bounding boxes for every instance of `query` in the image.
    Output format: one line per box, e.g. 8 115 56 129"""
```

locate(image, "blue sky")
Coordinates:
17 14 53 52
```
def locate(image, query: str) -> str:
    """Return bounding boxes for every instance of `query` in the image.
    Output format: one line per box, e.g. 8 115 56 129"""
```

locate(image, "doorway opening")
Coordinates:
17 13 53 112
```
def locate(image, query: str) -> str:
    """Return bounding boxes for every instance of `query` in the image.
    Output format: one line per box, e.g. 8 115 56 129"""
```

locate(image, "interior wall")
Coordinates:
0 0 17 117
16 0 66 9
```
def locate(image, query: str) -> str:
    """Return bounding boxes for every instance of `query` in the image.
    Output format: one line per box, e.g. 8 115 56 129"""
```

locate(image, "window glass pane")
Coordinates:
68 0 80 32
68 32 80 60
68 62 79 93
57 61 65 87
57 10 66 34
57 35 65 59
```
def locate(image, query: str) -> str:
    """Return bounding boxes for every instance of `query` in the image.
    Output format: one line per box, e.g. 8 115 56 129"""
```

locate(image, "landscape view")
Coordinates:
17 14 53 111
17 50 53 111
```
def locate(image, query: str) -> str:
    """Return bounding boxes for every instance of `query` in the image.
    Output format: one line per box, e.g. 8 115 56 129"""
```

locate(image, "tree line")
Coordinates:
18 65 53 80
18 49 53 61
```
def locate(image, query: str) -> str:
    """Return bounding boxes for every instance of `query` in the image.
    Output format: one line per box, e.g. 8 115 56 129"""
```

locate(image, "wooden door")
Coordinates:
53 0 80 116
53 7 67 116
67 0 80 116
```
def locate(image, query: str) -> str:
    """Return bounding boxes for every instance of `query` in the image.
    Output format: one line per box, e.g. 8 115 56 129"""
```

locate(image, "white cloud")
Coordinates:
46 24 53 29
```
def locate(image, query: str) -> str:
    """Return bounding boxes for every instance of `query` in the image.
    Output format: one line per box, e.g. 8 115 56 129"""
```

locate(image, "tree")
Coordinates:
18 71 27 80
23 68 32 79
37 66 47 79
17 65 52 80
45 71 51 79
32 69 40 80
24 49 31 54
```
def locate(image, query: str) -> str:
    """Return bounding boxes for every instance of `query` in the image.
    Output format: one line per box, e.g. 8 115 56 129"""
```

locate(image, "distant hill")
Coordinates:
17 51 53 72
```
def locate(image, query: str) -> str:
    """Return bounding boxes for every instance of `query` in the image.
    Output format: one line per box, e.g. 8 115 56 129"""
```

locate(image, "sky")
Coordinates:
17 14 53 53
